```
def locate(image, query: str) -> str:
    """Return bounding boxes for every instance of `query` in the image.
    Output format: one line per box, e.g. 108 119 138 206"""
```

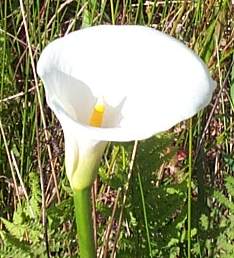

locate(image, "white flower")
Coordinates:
37 25 215 190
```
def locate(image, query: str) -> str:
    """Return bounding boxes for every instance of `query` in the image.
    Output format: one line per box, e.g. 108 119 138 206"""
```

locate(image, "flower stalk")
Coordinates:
73 187 96 258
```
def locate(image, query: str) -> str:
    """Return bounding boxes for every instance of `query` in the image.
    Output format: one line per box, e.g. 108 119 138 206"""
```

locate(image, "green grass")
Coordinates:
0 0 234 257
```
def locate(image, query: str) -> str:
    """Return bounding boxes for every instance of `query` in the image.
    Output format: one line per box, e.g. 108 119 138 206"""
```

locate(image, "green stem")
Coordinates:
137 171 153 257
187 118 193 258
73 187 96 258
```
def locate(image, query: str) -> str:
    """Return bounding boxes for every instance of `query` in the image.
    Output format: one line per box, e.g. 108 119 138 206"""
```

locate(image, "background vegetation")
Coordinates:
0 0 233 257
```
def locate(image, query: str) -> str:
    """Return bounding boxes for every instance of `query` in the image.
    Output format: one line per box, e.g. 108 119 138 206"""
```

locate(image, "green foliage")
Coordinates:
0 173 45 257
120 135 188 257
99 136 234 257
0 172 76 258
195 176 234 258
98 134 193 257
213 177 234 257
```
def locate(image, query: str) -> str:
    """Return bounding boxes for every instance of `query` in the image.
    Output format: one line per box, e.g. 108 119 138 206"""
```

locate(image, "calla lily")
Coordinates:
37 25 215 190
37 25 215 258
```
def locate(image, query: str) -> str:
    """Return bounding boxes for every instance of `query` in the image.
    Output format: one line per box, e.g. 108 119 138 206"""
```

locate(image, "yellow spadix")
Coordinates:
89 98 105 127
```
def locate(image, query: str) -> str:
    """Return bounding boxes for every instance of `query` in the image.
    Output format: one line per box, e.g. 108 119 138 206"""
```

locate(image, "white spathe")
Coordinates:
37 25 215 190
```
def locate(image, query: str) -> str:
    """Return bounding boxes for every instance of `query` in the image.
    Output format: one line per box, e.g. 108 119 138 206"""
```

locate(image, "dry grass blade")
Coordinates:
19 0 60 203
0 119 20 205
110 141 138 258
